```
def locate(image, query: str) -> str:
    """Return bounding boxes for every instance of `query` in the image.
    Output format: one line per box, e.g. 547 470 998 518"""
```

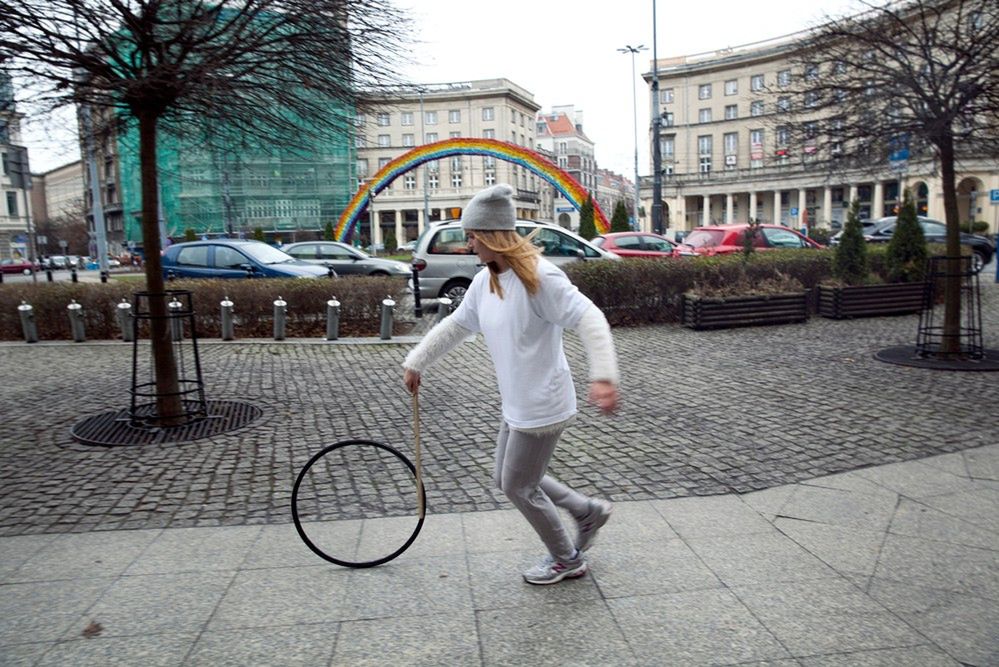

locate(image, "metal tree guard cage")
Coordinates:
916 256 984 359
129 290 208 426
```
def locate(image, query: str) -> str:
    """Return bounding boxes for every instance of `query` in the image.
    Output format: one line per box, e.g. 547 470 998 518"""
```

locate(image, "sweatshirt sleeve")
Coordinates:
402 316 474 372
572 303 619 384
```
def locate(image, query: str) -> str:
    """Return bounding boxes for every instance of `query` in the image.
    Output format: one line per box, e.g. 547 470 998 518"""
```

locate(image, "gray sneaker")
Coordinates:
575 499 613 552
522 551 588 585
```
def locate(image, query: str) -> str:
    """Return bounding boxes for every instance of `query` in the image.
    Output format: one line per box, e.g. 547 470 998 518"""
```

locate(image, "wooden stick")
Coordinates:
412 390 425 518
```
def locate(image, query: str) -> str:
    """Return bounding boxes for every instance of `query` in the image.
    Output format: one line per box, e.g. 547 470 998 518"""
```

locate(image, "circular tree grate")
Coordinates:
875 345 999 372
70 400 264 446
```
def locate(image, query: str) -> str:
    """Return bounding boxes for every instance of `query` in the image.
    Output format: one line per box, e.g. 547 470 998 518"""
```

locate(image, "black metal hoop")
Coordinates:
291 439 426 568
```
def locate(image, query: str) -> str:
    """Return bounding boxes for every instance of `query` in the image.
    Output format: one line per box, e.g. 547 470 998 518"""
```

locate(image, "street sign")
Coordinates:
790 207 799 216
556 206 574 212
58 240 68 250
990 189 999 204
888 134 909 174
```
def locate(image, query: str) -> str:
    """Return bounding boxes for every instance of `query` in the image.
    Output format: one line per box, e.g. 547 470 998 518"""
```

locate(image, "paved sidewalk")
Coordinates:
1 445 997 666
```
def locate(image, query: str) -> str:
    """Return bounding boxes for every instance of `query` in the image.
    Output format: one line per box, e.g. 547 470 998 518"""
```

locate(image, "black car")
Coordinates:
861 216 995 273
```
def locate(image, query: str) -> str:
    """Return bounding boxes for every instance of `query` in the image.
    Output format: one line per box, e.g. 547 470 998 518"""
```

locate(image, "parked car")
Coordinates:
46 255 68 269
855 216 995 273
410 219 621 302
396 240 417 253
161 239 332 280
591 231 677 258
828 219 881 246
0 258 33 274
675 224 824 257
281 241 411 277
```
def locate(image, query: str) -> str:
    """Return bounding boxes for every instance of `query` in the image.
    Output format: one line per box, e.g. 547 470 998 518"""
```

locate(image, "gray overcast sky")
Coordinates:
22 0 859 177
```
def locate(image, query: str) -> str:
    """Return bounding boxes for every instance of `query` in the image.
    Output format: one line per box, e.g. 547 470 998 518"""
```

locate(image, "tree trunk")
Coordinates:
138 109 184 423
938 133 962 356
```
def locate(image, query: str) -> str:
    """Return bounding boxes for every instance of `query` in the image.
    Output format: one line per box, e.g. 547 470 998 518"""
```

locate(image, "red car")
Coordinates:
590 231 677 258
0 258 34 274
675 224 824 256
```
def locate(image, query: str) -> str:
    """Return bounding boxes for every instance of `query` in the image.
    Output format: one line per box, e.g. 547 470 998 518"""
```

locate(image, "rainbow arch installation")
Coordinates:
334 138 608 241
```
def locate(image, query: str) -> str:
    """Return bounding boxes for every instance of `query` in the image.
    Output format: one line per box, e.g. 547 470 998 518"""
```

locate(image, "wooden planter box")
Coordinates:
682 292 809 330
817 282 929 320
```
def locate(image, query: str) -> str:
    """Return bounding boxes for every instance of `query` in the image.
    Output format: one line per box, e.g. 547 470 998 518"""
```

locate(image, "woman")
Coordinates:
402 183 619 585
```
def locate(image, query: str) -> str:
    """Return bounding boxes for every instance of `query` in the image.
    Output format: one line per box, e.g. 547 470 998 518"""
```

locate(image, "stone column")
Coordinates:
823 187 833 228
749 191 758 222
702 195 711 226
773 190 782 226
798 188 807 229
417 207 426 236
394 210 404 246
848 184 859 208
873 181 884 219
725 193 734 224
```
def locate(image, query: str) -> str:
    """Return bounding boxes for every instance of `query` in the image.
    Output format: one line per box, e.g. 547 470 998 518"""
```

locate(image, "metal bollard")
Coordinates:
67 300 86 342
168 296 184 341
326 296 341 341
435 296 453 324
273 296 287 340
220 296 235 341
411 265 423 318
18 301 38 343
380 295 395 340
116 299 134 342
46 269 53 282
70 268 78 283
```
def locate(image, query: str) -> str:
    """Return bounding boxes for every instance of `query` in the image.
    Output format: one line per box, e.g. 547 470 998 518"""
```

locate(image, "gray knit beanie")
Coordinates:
461 184 516 231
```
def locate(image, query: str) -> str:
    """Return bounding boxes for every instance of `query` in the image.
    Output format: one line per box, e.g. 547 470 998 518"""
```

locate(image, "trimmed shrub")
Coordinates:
0 276 410 340
833 200 869 285
808 228 832 246
885 191 927 282
610 201 631 232
384 232 397 253
578 195 596 240
183 228 198 242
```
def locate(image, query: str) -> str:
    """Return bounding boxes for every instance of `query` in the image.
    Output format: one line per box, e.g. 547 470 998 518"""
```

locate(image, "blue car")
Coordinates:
161 240 332 280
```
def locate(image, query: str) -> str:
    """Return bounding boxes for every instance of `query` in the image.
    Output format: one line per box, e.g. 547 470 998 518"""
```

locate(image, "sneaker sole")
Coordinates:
523 562 588 585
577 504 613 552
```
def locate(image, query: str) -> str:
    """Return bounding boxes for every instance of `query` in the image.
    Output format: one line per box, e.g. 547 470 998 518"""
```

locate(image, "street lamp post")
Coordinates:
651 0 664 235
619 45 646 231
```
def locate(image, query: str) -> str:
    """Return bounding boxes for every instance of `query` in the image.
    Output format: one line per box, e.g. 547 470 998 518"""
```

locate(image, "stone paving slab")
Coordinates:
1 446 995 666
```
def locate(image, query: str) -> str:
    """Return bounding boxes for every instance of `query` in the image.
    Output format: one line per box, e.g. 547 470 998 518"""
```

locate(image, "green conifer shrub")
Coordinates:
610 201 631 232
578 195 596 240
885 191 927 282
833 200 869 285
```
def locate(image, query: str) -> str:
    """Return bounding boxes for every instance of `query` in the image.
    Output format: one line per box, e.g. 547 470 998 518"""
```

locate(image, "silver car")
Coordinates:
282 241 411 277
410 219 621 302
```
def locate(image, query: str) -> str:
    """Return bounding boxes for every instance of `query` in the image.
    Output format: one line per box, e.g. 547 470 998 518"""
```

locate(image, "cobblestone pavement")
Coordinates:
1 282 997 536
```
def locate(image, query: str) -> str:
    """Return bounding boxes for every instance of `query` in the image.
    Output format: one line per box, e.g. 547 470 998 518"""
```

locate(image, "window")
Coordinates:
401 112 414 126
426 160 439 173
777 96 791 113
804 91 819 108
402 133 415 147
750 100 764 116
661 88 674 104
450 156 462 171
483 156 495 169
354 134 366 148
751 74 765 91
723 132 738 155
451 172 462 188
777 69 791 87
376 112 390 126
424 111 437 125
449 131 461 139
698 83 712 100
485 171 496 186
483 128 495 139
404 174 416 190
377 134 390 147
482 107 494 121
832 61 847 76
428 228 469 255
214 246 250 269
724 104 738 120
448 110 461 123
776 125 789 146
353 113 366 127
378 157 391 170
662 112 674 127
724 79 738 95
698 108 712 123
750 129 764 168
6 191 18 217
426 132 438 143
176 245 209 266
804 63 819 81
699 156 711 174
428 173 439 189
698 135 712 155
661 135 675 159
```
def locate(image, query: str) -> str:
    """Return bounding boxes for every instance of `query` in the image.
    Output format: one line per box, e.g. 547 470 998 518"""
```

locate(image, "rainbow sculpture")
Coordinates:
334 138 609 241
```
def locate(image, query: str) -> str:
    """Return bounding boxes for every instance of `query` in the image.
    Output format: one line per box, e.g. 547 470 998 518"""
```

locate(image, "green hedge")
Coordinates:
565 244 953 327
0 276 409 341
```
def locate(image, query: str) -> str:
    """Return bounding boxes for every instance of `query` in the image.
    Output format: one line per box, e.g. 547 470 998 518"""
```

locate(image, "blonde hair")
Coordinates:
471 229 541 298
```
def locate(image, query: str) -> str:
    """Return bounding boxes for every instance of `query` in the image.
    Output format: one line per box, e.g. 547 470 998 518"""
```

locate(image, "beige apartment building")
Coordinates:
356 79 545 247
644 35 998 233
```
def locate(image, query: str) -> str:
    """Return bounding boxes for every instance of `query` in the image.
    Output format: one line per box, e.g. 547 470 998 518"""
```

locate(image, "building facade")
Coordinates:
535 105 599 231
356 79 545 247
643 35 998 233
0 72 34 262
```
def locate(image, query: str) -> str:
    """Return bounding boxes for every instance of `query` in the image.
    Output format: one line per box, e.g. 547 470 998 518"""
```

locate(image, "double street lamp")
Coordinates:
618 44 647 230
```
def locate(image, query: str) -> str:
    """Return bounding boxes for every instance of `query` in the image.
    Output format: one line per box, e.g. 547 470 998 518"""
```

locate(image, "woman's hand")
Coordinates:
588 380 618 415
404 368 421 395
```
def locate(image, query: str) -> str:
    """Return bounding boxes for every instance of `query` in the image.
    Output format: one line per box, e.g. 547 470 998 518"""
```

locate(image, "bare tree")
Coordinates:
0 0 411 420
37 197 90 255
783 0 999 357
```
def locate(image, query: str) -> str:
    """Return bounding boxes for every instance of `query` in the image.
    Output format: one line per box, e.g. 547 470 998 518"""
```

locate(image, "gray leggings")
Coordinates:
494 421 592 562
